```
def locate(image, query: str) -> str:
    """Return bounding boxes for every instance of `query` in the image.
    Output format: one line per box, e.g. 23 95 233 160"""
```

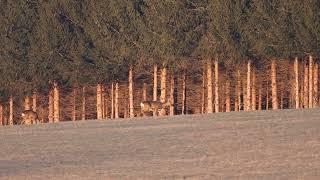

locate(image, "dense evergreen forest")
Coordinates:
0 1 320 124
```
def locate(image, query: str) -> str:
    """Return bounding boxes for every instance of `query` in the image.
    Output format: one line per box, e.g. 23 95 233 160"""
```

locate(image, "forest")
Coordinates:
0 0 319 125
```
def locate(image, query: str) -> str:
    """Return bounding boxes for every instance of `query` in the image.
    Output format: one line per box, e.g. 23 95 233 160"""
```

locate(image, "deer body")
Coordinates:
21 110 39 125
140 100 171 116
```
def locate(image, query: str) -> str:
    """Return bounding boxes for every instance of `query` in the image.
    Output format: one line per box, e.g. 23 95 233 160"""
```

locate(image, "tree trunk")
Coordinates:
81 87 86 120
96 84 103 120
280 92 284 109
243 78 247 111
214 59 219 113
271 59 279 110
236 70 241 111
48 90 54 123
266 82 269 110
102 86 106 119
143 83 147 101
24 96 31 110
115 82 119 119
153 65 158 101
201 70 205 114
160 67 167 103
111 83 115 119
72 87 76 121
129 67 134 118
294 57 299 109
258 85 262 111
0 103 3 126
309 55 313 108
32 91 37 112
104 93 108 119
246 60 252 111
182 72 186 115
9 96 13 125
53 82 60 122
252 68 257 111
207 60 213 113
170 73 175 116
313 62 318 107
303 62 309 108
225 81 231 112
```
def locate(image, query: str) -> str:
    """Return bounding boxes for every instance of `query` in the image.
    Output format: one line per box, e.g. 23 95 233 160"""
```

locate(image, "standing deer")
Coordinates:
140 100 172 117
21 110 39 125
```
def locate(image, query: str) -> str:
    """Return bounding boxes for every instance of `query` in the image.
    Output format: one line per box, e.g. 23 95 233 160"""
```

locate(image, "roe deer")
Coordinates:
140 100 172 116
21 110 39 125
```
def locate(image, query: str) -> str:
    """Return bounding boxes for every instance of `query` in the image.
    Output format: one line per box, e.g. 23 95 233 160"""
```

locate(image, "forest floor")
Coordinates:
0 109 320 179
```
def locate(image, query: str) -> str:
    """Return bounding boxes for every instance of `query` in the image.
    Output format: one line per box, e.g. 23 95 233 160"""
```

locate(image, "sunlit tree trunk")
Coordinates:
243 78 247 111
214 59 219 113
24 96 31 110
115 82 119 119
236 70 241 111
309 55 313 108
246 60 252 111
96 84 103 120
271 59 279 110
313 62 318 107
143 83 147 101
170 73 175 116
207 60 213 113
129 67 134 118
252 68 257 111
303 62 309 108
9 96 13 125
225 81 231 112
294 57 299 109
53 82 60 122
160 67 167 103
0 103 3 126
48 90 54 123
81 87 86 120
111 83 115 119
258 85 262 111
182 72 186 115
72 87 76 121
153 65 158 101
201 69 205 114
32 91 37 112
101 86 106 119
266 82 269 110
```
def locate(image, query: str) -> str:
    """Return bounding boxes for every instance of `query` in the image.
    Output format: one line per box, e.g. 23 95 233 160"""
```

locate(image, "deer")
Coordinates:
140 99 173 117
21 110 40 125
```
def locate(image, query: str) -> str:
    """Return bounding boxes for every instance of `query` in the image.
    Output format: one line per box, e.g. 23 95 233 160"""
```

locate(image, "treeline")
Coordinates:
0 1 320 124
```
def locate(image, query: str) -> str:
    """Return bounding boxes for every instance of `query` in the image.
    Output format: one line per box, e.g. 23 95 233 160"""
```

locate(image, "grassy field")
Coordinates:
0 109 320 179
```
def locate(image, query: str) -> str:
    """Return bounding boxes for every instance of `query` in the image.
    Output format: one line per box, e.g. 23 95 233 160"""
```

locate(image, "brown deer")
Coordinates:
21 110 39 125
140 100 173 117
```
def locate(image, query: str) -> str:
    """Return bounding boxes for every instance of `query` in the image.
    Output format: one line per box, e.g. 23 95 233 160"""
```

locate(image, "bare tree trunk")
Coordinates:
111 83 115 119
294 57 299 109
72 87 76 121
303 62 309 108
24 96 31 110
160 67 167 103
266 82 269 110
143 83 147 101
313 62 318 107
236 70 241 111
48 90 54 123
96 84 103 119
32 91 37 112
104 93 108 119
53 82 60 122
271 59 279 110
207 60 213 113
214 59 219 113
0 103 3 126
309 55 313 108
246 60 252 111
153 65 158 101
252 68 257 111
201 70 205 114
102 86 106 119
129 67 134 118
225 81 231 112
182 72 186 115
243 78 247 111
258 85 262 111
81 87 86 120
9 96 13 125
115 82 119 119
170 73 175 116
280 92 284 109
